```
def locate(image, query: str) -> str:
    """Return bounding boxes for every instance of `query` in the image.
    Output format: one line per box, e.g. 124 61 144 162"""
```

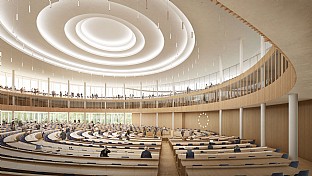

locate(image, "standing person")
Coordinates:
60 130 66 140
141 146 152 158
100 146 111 157
181 130 185 137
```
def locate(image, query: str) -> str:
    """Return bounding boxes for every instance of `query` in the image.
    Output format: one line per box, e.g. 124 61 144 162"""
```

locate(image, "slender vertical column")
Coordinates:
140 82 142 108
261 103 266 146
84 82 86 113
156 80 159 97
47 112 50 122
239 107 243 139
47 78 50 108
239 39 244 74
219 109 222 135
83 112 86 123
123 83 126 109
0 110 2 126
104 112 107 125
11 70 15 123
172 112 175 130
67 80 70 108
289 93 298 160
156 80 159 108
48 78 50 96
12 70 15 106
260 36 265 57
67 80 70 97
67 112 69 123
12 70 15 91
104 83 107 109
139 113 142 126
172 80 175 107
104 83 107 98
156 112 159 127
123 112 126 125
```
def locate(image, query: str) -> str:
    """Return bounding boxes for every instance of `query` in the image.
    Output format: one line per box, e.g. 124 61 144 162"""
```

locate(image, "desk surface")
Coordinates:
186 165 300 176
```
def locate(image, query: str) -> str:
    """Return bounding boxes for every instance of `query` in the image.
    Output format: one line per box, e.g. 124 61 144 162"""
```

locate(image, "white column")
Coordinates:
84 112 87 123
261 103 266 147
139 113 142 126
260 36 266 58
104 112 107 125
172 112 175 130
104 83 107 98
289 93 298 160
156 112 159 127
140 82 142 109
47 112 50 122
12 70 15 91
83 82 86 119
123 83 126 109
0 110 2 125
48 78 50 96
219 109 222 135
123 112 126 124
156 80 159 108
67 112 69 123
12 70 15 107
239 39 244 74
239 107 243 139
67 80 70 108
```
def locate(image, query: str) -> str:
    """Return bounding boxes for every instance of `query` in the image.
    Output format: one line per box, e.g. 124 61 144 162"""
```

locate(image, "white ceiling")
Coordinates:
0 0 261 85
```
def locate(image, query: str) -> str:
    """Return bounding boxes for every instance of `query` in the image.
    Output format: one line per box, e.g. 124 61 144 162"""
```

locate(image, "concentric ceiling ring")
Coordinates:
0 0 195 76
64 14 146 59
78 17 136 51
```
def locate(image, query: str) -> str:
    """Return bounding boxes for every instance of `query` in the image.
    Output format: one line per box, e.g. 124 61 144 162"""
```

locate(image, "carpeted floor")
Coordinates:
158 141 179 176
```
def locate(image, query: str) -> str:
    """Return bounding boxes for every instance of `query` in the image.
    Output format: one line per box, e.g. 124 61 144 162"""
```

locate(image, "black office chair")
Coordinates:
295 170 309 176
281 153 289 159
275 148 281 152
289 161 299 168
271 173 283 176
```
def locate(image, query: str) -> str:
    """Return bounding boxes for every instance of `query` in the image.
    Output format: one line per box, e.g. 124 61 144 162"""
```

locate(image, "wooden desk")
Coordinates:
185 164 300 176
179 157 290 176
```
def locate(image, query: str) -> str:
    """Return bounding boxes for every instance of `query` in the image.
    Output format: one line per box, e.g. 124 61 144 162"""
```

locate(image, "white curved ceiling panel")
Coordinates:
0 0 195 76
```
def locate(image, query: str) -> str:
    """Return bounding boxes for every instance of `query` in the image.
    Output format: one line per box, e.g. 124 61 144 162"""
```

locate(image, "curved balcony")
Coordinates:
0 46 296 113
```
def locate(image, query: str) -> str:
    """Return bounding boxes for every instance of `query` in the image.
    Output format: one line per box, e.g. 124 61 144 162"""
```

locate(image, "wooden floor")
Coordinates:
158 141 179 176
157 140 312 176
298 157 312 171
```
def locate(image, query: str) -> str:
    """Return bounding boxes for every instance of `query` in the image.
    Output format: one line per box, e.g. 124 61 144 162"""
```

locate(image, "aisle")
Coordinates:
158 141 179 176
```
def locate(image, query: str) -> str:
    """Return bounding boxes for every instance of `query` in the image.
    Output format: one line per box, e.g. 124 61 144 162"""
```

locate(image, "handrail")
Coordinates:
0 46 296 112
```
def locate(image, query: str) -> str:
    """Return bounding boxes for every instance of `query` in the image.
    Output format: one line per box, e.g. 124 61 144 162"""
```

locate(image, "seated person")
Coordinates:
100 146 111 157
141 146 152 158
186 149 194 158
208 142 213 149
234 145 241 153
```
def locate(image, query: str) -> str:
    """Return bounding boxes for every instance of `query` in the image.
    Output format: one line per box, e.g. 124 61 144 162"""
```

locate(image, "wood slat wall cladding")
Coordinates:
222 109 239 137
243 107 261 146
182 111 219 132
174 113 183 129
158 113 172 129
141 113 156 126
298 100 312 162
265 103 289 153
132 113 140 126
